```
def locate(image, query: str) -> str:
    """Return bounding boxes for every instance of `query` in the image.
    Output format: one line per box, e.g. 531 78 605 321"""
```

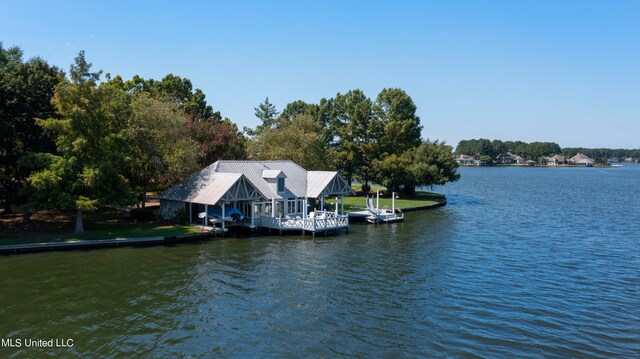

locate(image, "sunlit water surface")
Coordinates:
1 165 639 357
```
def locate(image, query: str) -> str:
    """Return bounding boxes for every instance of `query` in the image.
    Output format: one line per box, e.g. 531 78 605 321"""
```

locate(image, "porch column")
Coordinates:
272 198 276 217
321 196 325 212
303 198 308 219
221 203 225 232
284 199 288 216
204 204 208 226
250 201 255 227
335 197 338 218
341 195 344 215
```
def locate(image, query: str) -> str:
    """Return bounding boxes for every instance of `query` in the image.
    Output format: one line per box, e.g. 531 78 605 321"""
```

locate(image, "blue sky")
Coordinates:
2 1 639 148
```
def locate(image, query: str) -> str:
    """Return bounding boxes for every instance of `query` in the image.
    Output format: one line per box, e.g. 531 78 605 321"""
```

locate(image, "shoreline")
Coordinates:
0 200 447 255
0 232 217 255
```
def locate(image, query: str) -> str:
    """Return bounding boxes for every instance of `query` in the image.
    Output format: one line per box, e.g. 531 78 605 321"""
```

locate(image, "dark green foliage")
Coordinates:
247 114 333 170
561 147 640 160
373 141 460 194
106 73 216 120
174 207 187 225
457 139 640 162
332 89 380 186
375 88 423 156
27 51 135 233
249 97 280 136
456 139 561 161
129 206 159 221
0 43 63 215
124 94 200 206
248 88 458 191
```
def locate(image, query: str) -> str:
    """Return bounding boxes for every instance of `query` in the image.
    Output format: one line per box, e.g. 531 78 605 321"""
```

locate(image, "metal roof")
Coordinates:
159 171 246 205
160 160 354 204
214 160 306 199
262 169 285 179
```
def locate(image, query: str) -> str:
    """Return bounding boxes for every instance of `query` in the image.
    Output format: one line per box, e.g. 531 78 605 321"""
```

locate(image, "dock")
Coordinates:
0 232 217 255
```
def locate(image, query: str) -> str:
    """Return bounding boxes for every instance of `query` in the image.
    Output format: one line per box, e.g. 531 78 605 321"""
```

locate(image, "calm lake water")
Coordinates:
1 165 639 357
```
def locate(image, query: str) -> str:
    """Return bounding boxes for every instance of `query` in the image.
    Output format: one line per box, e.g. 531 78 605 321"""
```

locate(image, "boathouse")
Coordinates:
158 160 355 234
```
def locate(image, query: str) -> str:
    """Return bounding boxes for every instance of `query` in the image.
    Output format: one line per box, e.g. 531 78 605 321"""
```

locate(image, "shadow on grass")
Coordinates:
0 207 200 246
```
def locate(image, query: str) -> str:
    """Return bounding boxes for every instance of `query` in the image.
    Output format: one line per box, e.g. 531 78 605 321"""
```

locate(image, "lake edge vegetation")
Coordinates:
1 44 460 238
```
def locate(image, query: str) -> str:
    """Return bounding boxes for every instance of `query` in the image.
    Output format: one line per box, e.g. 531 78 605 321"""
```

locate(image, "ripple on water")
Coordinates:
1 166 640 357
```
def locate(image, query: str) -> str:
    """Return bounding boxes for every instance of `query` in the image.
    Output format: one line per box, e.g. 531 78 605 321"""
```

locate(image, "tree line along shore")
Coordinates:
1 44 459 238
455 139 640 166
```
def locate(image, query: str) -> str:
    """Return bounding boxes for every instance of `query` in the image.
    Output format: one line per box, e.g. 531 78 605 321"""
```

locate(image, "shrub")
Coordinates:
174 207 187 225
361 184 371 194
129 206 159 221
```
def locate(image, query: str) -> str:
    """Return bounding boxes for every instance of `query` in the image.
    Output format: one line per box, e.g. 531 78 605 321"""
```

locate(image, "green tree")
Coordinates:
333 90 381 187
107 73 245 168
0 44 63 217
124 94 199 207
107 73 217 120
374 141 459 194
247 114 333 170
280 99 317 120
455 138 494 157
27 51 134 233
249 97 279 136
374 88 423 156
280 98 336 147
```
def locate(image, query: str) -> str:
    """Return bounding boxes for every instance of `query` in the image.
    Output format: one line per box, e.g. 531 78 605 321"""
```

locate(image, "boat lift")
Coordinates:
365 190 404 224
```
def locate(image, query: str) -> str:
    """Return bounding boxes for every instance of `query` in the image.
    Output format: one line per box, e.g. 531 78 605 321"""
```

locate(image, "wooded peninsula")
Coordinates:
1 44 459 234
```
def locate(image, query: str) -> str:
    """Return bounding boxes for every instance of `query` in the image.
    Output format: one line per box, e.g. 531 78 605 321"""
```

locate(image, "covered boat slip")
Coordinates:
187 197 349 234
159 160 355 235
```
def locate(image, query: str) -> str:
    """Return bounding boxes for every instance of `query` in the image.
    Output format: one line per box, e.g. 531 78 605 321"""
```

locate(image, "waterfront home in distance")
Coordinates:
495 152 514 164
543 155 566 166
455 154 476 165
455 155 490 166
456 152 600 167
496 152 524 165
159 160 355 234
568 153 595 167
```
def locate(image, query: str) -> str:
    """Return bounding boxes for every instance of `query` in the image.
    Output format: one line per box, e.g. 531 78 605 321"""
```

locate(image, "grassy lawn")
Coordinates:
342 185 446 212
0 207 201 246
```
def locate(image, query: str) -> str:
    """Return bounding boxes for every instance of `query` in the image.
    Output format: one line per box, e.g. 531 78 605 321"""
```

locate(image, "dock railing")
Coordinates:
257 210 349 231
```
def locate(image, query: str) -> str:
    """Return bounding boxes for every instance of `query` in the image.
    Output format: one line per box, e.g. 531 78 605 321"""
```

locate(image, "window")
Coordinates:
277 177 285 192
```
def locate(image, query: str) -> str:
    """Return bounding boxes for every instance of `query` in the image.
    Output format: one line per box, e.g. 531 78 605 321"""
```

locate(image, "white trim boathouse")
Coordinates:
158 160 355 235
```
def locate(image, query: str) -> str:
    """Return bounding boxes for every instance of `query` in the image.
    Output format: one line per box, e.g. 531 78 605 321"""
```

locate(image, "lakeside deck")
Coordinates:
252 210 349 235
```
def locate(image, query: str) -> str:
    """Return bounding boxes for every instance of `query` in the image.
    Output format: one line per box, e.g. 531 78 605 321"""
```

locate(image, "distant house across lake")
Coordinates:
455 152 601 167
455 155 476 165
543 155 566 166
455 155 491 166
568 153 595 167
495 152 524 165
